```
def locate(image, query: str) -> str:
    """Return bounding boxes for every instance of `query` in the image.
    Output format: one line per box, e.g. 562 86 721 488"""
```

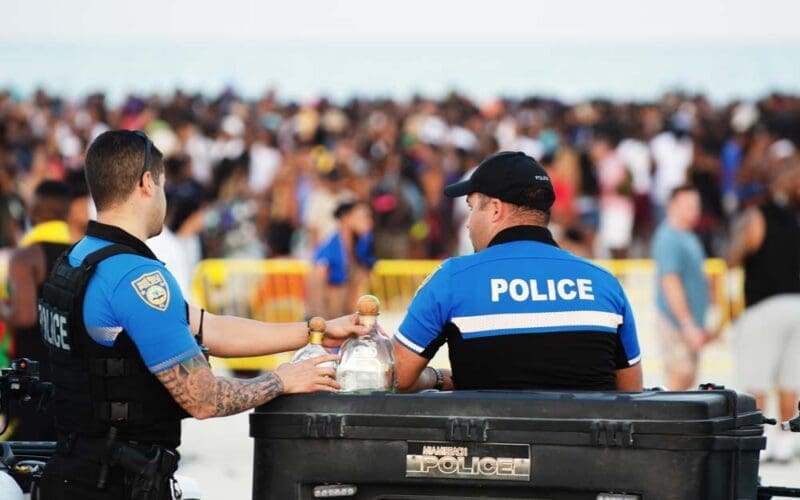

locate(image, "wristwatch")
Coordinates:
429 366 445 391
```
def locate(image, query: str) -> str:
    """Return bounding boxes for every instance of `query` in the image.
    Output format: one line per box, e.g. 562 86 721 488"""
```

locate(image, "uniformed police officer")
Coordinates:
37 130 364 499
393 151 643 393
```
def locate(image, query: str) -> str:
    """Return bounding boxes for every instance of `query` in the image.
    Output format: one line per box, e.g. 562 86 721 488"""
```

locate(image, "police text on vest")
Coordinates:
490 278 595 302
39 304 71 351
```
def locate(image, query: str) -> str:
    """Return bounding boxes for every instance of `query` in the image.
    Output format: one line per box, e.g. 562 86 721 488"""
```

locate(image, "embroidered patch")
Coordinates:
131 271 170 311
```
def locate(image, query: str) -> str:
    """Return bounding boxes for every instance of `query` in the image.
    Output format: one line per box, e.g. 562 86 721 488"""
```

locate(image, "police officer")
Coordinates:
37 130 364 499
393 151 643 392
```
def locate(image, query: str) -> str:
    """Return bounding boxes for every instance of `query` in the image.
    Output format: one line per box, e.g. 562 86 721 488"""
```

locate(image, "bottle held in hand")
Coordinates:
291 317 335 368
336 295 396 393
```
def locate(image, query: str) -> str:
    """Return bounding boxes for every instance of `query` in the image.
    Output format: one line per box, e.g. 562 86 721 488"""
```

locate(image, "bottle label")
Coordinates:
351 344 378 359
340 370 387 392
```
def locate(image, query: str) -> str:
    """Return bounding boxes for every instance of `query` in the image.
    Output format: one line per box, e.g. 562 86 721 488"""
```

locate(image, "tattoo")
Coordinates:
156 353 285 418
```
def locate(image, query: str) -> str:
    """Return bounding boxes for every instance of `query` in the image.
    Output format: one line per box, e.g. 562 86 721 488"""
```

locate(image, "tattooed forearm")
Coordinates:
156 353 285 419
212 373 284 416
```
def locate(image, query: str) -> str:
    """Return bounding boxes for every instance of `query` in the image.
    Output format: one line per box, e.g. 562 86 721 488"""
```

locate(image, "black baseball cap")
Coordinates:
444 151 555 210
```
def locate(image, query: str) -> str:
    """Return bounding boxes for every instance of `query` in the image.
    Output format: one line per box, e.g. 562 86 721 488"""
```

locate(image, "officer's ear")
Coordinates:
489 197 504 222
140 170 153 190
140 171 160 195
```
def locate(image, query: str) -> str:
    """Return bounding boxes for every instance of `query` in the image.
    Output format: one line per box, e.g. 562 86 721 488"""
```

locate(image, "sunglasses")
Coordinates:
130 130 153 187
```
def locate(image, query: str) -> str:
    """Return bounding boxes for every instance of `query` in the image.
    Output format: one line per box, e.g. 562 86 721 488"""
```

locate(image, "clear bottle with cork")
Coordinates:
336 294 396 393
291 316 335 368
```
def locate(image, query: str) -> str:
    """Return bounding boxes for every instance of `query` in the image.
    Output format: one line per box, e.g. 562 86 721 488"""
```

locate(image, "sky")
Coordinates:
2 0 800 102
4 0 800 43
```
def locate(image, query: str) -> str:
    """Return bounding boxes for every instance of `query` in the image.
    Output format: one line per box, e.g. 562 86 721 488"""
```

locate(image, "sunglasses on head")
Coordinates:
130 130 152 187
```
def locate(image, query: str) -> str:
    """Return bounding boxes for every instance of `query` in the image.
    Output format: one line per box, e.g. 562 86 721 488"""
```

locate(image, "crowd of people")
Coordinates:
1 87 800 469
1 88 799 276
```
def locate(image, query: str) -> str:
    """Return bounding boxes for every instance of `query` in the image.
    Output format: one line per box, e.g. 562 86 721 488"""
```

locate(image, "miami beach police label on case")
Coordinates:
406 441 530 481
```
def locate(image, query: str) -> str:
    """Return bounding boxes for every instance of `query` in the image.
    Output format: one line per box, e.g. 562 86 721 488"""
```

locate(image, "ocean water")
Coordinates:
1 41 799 103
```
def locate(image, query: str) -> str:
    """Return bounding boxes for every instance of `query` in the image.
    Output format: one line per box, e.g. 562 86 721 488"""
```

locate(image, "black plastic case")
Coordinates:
250 390 764 499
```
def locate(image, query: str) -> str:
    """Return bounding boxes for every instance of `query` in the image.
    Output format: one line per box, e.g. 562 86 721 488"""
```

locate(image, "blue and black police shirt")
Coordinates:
69 221 201 374
396 225 641 391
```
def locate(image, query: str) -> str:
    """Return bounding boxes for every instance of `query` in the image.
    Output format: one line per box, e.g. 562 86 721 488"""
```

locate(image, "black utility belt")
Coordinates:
57 433 179 499
59 434 172 454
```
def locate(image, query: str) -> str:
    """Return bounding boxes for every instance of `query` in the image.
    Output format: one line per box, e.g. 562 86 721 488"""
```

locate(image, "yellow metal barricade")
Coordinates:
593 258 735 377
594 258 734 330
373 257 737 331
191 259 310 371
369 260 442 312
191 257 740 373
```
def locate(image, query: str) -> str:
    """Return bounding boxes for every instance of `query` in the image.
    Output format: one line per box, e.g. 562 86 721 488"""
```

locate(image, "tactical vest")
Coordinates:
39 243 188 449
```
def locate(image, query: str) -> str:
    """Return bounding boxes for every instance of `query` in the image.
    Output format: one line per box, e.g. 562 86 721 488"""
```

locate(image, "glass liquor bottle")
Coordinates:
291 317 335 368
336 295 396 393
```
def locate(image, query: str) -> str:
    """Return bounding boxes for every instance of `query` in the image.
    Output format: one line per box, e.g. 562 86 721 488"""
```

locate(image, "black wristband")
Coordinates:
197 308 210 360
429 366 445 391
198 308 205 343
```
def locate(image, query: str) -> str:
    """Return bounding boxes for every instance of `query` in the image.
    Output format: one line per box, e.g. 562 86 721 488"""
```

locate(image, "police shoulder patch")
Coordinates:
413 264 444 298
131 270 171 311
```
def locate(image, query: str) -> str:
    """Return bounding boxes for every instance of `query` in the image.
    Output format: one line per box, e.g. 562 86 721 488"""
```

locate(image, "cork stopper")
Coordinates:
356 295 381 316
308 316 326 344
356 295 380 328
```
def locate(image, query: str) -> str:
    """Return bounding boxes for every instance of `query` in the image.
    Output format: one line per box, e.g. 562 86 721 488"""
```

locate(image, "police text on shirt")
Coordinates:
490 278 595 302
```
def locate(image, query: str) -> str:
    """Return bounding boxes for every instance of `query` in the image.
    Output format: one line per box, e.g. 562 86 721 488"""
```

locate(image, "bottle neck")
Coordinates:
309 331 324 345
358 314 378 328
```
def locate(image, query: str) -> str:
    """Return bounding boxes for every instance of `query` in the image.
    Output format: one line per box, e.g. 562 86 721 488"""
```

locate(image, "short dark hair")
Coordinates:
669 184 698 201
32 180 71 221
85 130 164 211
34 180 71 202
514 186 555 211
475 192 551 225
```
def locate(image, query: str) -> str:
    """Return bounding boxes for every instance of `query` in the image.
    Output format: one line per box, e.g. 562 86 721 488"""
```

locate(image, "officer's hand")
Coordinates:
322 314 369 347
275 354 340 394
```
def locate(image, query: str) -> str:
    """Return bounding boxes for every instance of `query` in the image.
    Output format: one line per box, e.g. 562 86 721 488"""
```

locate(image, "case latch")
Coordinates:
590 420 634 447
303 414 344 438
447 418 489 442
